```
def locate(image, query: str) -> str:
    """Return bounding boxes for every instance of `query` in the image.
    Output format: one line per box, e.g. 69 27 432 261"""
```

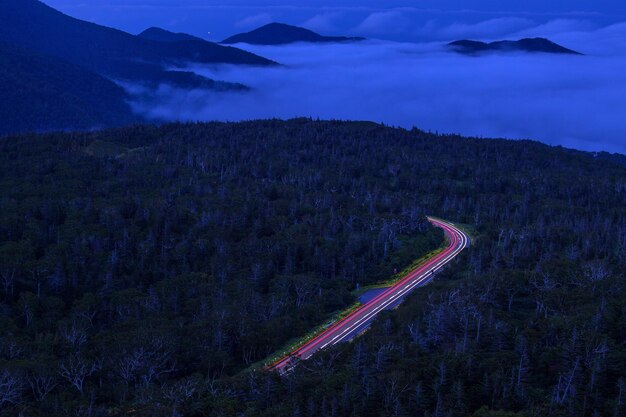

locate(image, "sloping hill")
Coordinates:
0 42 137 136
138 27 205 43
222 22 365 45
0 0 276 88
449 38 582 55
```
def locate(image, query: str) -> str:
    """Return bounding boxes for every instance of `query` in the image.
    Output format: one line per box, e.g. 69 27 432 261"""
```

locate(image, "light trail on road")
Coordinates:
268 217 470 373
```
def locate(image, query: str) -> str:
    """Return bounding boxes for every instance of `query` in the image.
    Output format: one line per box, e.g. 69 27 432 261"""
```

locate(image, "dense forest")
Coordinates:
0 119 624 417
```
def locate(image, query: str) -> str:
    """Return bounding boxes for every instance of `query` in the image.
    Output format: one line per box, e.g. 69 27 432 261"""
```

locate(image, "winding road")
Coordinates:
269 217 470 373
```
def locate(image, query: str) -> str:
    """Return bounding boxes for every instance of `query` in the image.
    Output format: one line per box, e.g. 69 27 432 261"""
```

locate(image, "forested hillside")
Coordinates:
0 119 624 416
0 42 137 136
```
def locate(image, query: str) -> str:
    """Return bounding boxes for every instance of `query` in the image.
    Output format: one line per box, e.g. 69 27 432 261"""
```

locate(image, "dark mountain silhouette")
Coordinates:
0 42 137 136
564 148 626 167
138 27 205 43
0 0 276 88
449 38 582 55
222 22 365 45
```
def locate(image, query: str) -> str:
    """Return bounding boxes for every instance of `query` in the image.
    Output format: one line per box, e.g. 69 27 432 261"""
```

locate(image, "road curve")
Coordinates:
269 217 470 373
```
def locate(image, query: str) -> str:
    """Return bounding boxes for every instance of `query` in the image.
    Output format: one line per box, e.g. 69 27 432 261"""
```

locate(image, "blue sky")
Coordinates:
45 1 626 41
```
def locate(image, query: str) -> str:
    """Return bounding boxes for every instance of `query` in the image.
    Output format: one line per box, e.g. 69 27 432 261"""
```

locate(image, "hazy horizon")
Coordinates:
128 36 625 154
45 0 626 42
40 0 626 154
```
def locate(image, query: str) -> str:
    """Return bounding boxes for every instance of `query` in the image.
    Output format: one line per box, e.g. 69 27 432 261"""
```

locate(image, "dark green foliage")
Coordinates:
0 119 439 416
0 119 624 416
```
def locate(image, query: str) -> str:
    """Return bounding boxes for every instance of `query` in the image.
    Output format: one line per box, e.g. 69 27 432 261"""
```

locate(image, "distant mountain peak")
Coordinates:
221 22 365 45
264 22 300 30
449 38 582 55
137 27 205 43
0 0 276 85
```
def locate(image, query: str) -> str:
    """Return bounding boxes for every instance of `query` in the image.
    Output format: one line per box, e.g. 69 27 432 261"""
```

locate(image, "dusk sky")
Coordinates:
46 0 626 41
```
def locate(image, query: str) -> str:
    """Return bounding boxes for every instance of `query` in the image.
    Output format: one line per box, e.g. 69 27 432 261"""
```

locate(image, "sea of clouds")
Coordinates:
130 20 626 154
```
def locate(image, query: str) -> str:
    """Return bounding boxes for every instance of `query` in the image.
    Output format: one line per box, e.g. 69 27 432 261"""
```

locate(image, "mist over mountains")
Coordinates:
139 33 626 154
0 0 625 153
0 0 272 135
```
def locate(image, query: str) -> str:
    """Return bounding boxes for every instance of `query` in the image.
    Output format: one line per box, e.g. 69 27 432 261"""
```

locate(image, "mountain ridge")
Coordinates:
449 37 582 55
0 0 276 88
137 27 206 43
222 22 365 45
0 0 266 135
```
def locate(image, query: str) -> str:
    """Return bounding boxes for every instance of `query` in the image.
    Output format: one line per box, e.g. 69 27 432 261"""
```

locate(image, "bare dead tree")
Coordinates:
551 357 580 405
27 370 57 402
58 319 88 351
0 369 24 409
58 355 99 395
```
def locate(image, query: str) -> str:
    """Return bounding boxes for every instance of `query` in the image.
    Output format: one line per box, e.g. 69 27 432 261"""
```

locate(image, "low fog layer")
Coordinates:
131 23 626 154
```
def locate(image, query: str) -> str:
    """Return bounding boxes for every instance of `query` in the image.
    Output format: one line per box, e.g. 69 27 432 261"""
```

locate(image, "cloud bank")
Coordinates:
130 22 626 154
